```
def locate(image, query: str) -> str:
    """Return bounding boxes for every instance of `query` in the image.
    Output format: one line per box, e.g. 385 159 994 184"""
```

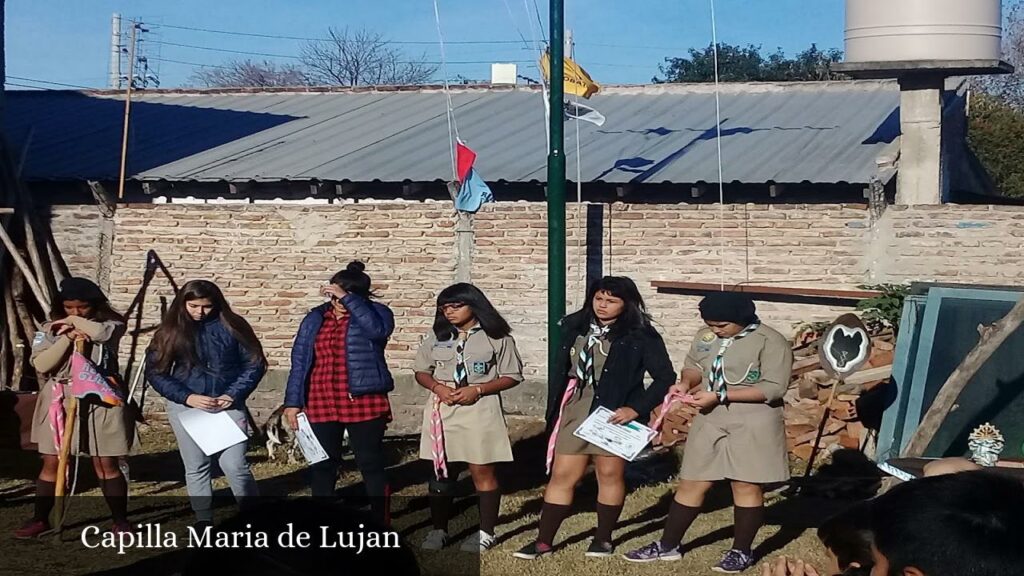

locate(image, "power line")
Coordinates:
149 40 302 59
149 22 525 45
6 75 98 89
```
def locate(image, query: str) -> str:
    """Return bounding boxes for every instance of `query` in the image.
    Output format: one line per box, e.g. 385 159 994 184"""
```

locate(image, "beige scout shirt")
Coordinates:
684 324 793 406
414 329 524 385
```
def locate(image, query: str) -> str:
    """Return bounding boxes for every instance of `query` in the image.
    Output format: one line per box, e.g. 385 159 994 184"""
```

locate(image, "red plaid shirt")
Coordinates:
304 310 392 424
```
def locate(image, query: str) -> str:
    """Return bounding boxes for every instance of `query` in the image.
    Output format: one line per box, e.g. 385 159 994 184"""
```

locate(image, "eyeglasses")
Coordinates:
438 303 467 313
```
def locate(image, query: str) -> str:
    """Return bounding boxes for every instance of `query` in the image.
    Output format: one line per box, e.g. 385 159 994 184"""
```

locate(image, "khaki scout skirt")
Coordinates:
30 379 133 457
419 383 513 465
680 402 789 484
554 384 614 458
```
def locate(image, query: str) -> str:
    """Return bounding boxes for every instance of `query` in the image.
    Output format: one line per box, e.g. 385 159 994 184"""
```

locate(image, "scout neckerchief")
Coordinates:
545 322 611 474
575 322 610 389
453 326 483 388
708 321 761 403
431 325 483 480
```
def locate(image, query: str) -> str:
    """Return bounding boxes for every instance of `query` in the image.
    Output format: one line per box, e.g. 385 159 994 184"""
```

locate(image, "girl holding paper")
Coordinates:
146 280 266 528
282 261 396 526
623 292 792 573
15 278 131 539
413 283 524 553
514 276 675 560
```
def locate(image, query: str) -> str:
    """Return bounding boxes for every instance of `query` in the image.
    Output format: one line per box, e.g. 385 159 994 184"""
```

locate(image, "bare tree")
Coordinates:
975 1 1024 109
190 59 310 88
300 27 436 86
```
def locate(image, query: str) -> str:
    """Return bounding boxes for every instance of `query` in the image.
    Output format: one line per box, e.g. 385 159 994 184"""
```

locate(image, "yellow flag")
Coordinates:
539 50 600 99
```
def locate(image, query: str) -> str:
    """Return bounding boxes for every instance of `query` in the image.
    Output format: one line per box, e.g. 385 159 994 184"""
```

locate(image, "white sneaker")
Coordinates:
459 530 496 553
421 529 449 550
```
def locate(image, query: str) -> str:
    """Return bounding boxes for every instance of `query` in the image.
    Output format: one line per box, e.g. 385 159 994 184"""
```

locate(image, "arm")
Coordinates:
460 336 525 401
413 332 453 403
283 315 316 408
30 331 73 374
751 334 793 404
625 331 677 418
222 338 267 405
342 294 394 341
144 349 194 405
62 316 123 344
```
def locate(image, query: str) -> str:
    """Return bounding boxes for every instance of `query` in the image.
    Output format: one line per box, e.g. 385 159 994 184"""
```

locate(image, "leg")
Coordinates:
923 457 982 477
93 456 129 524
730 481 765 554
468 463 500 536
217 439 260 507
308 421 345 498
661 480 715 549
344 418 391 525
34 455 60 521
167 405 215 522
536 454 590 546
593 456 626 545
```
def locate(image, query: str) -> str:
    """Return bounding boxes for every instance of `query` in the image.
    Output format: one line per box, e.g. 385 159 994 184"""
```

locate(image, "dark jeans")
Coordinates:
309 418 389 504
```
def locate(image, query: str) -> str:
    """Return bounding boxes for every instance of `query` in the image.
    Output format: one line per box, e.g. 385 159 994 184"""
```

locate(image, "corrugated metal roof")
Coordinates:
4 81 901 185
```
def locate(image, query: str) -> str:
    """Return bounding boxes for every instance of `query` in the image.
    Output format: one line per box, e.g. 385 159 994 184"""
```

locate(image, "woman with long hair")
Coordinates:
15 278 131 538
514 276 675 560
414 283 523 552
623 292 793 573
146 279 266 527
283 261 395 525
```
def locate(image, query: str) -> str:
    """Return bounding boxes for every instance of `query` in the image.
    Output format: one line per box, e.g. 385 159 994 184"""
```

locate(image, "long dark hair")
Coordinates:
432 283 512 341
148 280 266 373
818 502 873 575
330 261 377 299
49 278 124 324
563 276 653 340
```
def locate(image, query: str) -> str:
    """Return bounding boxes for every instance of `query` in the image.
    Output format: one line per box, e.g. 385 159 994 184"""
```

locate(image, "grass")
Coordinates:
0 417 843 575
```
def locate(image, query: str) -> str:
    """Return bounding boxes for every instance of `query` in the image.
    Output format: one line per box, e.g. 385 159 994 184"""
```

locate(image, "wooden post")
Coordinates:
902 296 1024 457
804 378 841 476
117 21 138 200
52 340 84 531
0 223 51 311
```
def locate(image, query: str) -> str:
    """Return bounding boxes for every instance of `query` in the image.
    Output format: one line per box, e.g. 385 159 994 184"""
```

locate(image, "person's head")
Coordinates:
51 277 123 323
432 283 511 341
569 276 652 338
149 279 266 373
870 471 1024 576
698 292 758 338
818 502 873 575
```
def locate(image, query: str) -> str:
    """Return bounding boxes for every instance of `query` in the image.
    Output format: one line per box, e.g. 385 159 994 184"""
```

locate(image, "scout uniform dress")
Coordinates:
554 331 613 457
29 317 131 457
416 328 524 466
680 324 793 484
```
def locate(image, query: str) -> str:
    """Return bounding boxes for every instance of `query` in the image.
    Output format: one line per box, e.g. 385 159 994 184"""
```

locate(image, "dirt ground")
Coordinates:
0 417 853 576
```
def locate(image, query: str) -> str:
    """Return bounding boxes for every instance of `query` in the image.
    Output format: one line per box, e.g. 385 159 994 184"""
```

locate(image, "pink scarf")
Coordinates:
48 380 66 455
545 378 580 475
648 389 694 442
429 393 448 480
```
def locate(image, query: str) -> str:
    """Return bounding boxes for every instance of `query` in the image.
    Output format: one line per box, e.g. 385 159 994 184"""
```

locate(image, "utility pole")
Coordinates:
109 13 122 89
547 0 566 390
117 20 138 200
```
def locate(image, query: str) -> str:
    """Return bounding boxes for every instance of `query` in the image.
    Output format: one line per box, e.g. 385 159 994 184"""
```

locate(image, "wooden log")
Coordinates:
868 348 894 368
792 356 822 377
0 224 50 311
903 297 1024 457
3 288 24 389
22 212 54 305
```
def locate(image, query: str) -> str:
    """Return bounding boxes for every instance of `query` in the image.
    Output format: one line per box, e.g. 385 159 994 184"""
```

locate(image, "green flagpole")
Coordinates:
547 0 566 392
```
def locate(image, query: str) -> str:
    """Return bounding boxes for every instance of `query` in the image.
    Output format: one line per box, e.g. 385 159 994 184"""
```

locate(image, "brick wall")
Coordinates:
45 200 1024 430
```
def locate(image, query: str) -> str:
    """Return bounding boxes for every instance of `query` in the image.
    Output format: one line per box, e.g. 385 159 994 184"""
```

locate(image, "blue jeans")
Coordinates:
166 402 259 522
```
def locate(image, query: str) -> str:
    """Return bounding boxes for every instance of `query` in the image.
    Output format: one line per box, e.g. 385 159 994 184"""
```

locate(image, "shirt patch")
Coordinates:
472 361 487 375
697 344 712 353
700 331 716 343
33 331 45 346
745 368 761 383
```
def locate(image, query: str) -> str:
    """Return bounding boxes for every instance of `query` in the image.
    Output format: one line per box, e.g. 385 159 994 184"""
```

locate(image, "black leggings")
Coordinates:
309 418 389 501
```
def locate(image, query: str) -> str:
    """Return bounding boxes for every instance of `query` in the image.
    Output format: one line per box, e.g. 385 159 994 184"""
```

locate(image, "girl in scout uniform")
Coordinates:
514 276 676 560
15 278 131 538
624 292 793 573
414 283 524 552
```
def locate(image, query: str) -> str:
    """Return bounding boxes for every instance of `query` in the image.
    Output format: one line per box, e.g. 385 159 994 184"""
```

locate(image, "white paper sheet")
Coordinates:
572 406 654 461
177 408 249 456
295 412 330 465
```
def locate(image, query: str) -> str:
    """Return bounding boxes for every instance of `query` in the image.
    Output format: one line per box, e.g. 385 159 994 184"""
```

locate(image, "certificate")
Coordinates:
572 406 655 461
295 412 330 465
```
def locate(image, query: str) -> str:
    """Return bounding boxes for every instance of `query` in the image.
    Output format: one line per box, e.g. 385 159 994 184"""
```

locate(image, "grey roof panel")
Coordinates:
4 81 900 185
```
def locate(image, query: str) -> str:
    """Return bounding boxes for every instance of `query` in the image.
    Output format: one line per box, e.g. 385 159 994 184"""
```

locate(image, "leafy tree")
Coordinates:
654 42 845 83
968 93 1024 198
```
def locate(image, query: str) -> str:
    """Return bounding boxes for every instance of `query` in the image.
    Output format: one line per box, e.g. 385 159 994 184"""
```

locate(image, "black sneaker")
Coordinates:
584 539 615 558
513 541 553 559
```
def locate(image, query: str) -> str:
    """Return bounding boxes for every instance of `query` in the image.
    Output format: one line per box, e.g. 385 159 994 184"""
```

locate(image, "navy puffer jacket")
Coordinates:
284 294 395 407
146 314 266 408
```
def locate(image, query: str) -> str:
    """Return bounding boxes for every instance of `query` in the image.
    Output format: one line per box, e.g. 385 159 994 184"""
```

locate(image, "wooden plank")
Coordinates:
792 356 822 376
651 281 881 307
844 366 893 387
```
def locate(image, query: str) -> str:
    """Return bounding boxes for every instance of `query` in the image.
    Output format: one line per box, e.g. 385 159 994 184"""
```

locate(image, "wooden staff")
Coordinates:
804 378 841 476
52 339 84 530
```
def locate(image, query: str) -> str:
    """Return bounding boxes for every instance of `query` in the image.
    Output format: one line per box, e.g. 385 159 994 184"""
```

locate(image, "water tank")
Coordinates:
845 0 1002 63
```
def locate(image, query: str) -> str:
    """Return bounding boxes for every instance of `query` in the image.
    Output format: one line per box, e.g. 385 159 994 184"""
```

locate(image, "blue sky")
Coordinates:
5 0 845 89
